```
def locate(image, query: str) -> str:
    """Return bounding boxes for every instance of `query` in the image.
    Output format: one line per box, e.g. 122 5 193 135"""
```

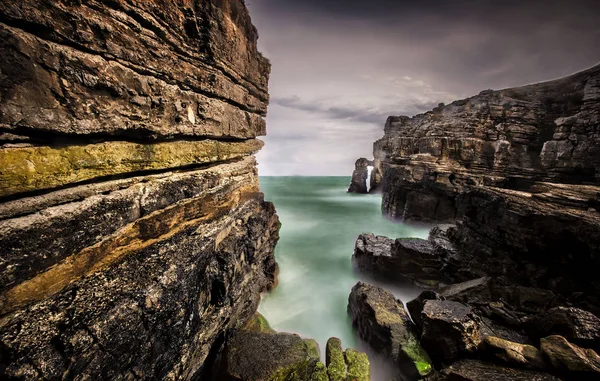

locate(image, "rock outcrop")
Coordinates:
347 282 432 379
350 65 600 380
0 1 279 380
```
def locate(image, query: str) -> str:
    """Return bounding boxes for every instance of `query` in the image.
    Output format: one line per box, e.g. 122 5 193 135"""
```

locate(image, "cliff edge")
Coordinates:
0 1 279 379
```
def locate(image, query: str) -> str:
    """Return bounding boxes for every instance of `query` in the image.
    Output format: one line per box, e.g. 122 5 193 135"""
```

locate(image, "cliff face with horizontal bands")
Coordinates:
0 1 279 379
371 64 600 221
362 65 600 311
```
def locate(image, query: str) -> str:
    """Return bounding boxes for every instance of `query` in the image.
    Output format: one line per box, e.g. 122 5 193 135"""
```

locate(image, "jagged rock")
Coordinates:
215 331 326 381
407 290 443 331
540 335 600 377
348 158 371 193
344 348 370 381
347 282 432 378
326 337 346 381
436 359 562 381
481 336 547 370
528 307 600 350
420 300 481 363
363 63 600 310
352 233 446 288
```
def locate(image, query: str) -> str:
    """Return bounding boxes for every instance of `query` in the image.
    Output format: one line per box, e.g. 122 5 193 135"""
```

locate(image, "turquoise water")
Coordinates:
258 176 431 353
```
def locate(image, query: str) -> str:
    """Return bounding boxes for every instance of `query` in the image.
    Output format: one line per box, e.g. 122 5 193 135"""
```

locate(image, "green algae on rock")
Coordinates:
0 139 264 197
325 337 347 381
244 312 277 334
344 348 370 381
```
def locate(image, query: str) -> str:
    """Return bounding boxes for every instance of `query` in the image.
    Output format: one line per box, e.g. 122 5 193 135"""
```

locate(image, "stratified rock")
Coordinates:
540 335 600 377
215 331 326 381
528 307 600 350
420 300 481 362
344 348 370 381
348 282 432 378
0 139 263 197
481 336 547 370
348 158 371 193
437 359 562 381
0 0 279 379
326 337 346 381
362 63 600 310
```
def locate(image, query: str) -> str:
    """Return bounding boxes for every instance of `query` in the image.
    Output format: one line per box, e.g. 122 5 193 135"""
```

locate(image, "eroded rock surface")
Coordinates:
347 282 432 379
0 1 279 380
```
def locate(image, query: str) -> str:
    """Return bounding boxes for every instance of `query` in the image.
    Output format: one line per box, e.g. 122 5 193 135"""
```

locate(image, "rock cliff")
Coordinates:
350 65 600 380
0 1 279 379
370 64 600 221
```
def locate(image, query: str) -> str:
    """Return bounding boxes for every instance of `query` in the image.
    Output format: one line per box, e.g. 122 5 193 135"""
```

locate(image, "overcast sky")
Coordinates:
247 0 600 176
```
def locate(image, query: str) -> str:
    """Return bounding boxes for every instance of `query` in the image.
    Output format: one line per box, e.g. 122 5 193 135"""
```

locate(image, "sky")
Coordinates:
246 0 600 176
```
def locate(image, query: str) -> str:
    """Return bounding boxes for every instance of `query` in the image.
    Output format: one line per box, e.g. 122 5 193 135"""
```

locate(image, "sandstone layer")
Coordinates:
0 1 279 380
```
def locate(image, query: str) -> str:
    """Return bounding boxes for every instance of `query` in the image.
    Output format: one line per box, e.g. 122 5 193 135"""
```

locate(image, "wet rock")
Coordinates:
352 233 446 288
528 307 600 350
344 348 370 381
216 331 325 381
481 336 547 370
437 359 562 381
348 282 433 378
326 337 346 381
540 335 600 377
420 300 481 363
407 290 443 331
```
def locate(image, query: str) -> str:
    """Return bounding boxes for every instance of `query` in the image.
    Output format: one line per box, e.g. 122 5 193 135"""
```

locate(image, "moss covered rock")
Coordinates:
348 282 433 378
244 312 276 334
304 339 321 360
344 348 370 381
326 337 347 381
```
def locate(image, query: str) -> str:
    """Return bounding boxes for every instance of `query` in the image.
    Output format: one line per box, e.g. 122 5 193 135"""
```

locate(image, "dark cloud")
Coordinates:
247 0 600 175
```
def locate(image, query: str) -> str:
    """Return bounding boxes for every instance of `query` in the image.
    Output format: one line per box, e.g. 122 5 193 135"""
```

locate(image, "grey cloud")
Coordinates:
247 0 600 175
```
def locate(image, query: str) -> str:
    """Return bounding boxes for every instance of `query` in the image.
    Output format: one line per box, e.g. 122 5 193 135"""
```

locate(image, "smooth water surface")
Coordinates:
258 176 431 351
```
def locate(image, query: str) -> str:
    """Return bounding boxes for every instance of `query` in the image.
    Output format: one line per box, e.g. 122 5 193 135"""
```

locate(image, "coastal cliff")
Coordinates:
370 64 600 222
0 1 280 379
349 66 600 379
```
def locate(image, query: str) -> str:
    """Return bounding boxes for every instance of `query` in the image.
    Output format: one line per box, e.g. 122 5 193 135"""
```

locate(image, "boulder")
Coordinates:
437 359 562 380
352 233 446 288
481 336 547 370
528 307 600 350
540 335 600 376
420 300 481 362
215 331 326 381
348 282 433 378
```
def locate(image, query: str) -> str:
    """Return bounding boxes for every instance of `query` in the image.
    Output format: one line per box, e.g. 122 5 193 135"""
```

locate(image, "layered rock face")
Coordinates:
0 1 279 379
371 64 600 222
350 66 600 380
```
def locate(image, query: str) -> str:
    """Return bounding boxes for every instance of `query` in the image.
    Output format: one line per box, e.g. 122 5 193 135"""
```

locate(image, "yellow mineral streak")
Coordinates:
0 181 259 316
0 139 263 197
